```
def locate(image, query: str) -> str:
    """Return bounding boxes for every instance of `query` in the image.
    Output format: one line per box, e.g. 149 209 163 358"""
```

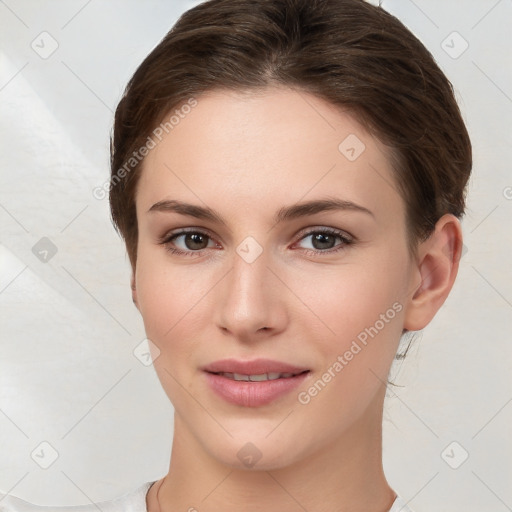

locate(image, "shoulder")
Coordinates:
0 482 156 512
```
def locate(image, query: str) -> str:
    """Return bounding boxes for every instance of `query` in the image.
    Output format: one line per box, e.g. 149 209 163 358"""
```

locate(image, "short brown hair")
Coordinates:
110 0 472 272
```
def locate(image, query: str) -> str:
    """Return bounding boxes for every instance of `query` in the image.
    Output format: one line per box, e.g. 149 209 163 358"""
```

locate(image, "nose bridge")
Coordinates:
216 242 286 337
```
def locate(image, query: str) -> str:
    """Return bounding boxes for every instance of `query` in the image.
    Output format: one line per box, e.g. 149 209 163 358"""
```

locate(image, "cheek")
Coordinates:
134 249 224 392
294 256 407 344
292 249 409 403
135 248 211 341
292 263 406 423
135 253 211 405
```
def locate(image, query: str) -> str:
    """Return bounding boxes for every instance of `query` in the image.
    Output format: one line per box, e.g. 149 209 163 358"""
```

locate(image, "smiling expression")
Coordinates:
132 86 416 469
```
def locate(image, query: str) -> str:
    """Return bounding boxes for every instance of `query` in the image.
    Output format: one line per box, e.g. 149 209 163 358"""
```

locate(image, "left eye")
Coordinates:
171 232 216 251
296 230 351 251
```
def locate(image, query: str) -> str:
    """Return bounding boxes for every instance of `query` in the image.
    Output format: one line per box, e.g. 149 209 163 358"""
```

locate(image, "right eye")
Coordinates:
159 229 220 256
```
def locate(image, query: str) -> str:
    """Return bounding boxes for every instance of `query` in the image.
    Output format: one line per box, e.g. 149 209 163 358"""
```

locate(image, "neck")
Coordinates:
152 389 395 512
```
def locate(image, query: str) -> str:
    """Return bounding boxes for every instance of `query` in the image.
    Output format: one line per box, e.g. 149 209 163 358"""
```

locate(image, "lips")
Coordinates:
202 358 310 407
216 371 303 381
202 358 309 376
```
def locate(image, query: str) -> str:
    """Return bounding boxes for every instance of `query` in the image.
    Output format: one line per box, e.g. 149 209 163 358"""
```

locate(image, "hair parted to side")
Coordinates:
110 0 472 273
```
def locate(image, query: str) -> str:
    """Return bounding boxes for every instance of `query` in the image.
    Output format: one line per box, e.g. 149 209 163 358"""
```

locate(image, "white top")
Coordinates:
0 483 154 512
0 483 413 511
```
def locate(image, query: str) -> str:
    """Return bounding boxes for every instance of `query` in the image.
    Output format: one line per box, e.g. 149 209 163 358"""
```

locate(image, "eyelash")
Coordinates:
158 227 354 257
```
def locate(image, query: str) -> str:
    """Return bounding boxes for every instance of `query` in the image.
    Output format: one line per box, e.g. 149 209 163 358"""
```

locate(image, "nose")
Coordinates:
215 247 288 342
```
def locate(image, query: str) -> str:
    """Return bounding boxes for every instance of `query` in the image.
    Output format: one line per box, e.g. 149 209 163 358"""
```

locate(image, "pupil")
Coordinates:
312 233 335 250
186 233 208 250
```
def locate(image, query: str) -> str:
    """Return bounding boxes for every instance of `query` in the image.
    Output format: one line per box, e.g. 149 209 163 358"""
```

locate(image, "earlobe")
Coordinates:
403 214 463 332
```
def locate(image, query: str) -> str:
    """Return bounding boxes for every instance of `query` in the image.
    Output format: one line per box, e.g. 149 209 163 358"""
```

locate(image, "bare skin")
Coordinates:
130 87 462 512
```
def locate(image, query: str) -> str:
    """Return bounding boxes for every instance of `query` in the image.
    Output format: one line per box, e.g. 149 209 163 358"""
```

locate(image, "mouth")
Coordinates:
208 370 309 381
201 358 310 376
202 359 311 407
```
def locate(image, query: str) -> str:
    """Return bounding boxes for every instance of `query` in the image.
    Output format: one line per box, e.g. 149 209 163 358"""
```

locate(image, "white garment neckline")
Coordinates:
0 482 413 512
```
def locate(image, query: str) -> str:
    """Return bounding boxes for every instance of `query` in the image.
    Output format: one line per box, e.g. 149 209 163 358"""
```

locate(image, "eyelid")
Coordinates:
159 225 355 256
290 226 354 254
159 226 353 243
294 225 354 240
159 227 221 248
159 226 217 242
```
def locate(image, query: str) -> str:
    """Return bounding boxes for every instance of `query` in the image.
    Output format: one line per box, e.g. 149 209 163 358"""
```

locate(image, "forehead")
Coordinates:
136 87 404 224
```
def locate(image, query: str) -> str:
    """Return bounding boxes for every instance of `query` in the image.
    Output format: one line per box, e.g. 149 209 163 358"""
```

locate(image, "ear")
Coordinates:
131 273 139 310
403 214 463 331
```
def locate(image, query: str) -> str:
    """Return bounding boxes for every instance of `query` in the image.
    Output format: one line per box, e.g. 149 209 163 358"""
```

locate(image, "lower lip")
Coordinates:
204 371 309 407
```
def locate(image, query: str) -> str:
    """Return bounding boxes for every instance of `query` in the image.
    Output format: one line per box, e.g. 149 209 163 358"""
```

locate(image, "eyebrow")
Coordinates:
147 197 374 224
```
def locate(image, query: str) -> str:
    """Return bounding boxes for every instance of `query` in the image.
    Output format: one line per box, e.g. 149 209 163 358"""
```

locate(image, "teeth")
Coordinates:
219 372 299 381
248 373 268 382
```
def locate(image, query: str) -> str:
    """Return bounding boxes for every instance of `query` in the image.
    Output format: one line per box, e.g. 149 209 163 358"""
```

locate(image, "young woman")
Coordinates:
0 0 471 510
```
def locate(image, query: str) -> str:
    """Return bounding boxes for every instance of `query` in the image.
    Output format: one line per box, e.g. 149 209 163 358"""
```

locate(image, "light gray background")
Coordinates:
0 1 511 510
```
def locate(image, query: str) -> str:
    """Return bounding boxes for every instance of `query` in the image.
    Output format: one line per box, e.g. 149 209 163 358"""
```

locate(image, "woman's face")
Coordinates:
133 87 416 469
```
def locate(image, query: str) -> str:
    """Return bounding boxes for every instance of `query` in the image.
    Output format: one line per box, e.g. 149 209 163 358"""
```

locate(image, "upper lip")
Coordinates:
202 358 309 375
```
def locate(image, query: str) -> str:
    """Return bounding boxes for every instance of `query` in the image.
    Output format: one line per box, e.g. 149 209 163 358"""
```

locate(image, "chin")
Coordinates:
202 431 309 472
